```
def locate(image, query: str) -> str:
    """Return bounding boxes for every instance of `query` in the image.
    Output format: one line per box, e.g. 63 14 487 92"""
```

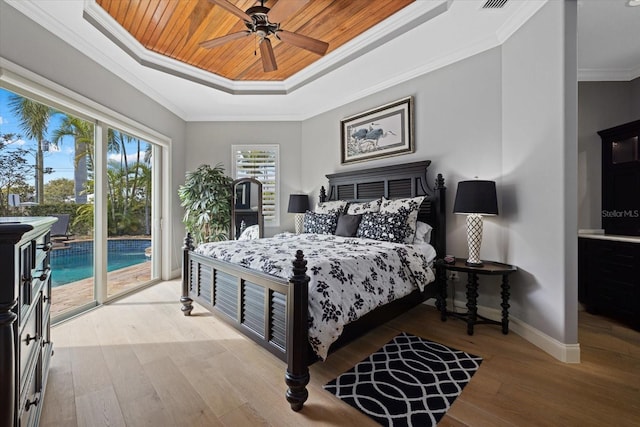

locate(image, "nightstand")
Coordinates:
436 259 517 335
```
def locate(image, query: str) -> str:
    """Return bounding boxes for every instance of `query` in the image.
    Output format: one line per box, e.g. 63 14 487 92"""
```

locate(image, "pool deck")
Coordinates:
51 261 152 319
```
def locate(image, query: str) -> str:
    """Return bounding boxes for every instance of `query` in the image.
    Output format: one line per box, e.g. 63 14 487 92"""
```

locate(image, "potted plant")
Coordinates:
178 163 232 244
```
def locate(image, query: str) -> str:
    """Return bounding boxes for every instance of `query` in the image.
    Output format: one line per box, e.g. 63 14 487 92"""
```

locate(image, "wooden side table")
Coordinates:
436 259 517 335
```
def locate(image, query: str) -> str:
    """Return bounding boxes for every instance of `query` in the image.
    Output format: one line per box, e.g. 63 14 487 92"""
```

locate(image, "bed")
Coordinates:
180 160 447 411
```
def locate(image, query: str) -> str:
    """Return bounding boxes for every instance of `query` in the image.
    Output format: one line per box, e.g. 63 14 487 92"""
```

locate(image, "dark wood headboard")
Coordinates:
319 160 446 257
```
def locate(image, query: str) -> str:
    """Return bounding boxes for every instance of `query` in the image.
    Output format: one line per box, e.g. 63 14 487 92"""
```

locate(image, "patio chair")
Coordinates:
50 214 71 240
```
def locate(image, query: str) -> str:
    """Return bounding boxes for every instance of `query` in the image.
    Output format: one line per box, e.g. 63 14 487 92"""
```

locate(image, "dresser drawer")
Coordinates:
18 360 41 427
19 300 42 394
589 240 638 263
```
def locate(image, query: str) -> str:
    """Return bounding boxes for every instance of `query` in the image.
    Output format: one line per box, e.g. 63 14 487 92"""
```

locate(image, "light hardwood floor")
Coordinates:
41 280 640 427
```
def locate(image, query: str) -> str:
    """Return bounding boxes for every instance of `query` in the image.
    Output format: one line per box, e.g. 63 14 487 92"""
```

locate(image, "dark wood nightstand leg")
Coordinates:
466 273 478 335
437 265 448 321
500 274 511 334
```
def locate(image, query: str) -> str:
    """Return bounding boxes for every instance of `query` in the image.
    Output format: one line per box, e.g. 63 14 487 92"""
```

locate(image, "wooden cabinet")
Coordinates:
598 120 640 236
578 236 640 330
0 217 57 427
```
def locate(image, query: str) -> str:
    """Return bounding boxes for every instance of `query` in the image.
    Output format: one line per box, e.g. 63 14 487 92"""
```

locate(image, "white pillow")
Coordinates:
380 195 425 244
315 200 348 214
346 198 381 215
413 221 433 245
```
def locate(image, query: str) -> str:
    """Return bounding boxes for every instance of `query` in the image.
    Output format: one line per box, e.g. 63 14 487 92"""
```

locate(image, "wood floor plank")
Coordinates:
41 279 640 427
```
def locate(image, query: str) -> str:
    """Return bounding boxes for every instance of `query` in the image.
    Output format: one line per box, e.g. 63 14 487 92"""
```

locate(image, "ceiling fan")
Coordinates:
199 0 329 72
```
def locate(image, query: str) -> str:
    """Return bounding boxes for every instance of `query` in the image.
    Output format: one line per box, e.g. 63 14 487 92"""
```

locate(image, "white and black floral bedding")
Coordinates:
195 233 436 360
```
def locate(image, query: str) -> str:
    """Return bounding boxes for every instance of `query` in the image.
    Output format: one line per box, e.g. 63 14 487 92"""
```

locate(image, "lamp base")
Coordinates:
465 260 484 267
465 214 483 266
294 213 304 234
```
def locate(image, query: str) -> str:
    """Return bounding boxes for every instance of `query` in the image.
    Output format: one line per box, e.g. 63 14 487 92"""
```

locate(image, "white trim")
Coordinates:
578 66 640 82
424 299 581 363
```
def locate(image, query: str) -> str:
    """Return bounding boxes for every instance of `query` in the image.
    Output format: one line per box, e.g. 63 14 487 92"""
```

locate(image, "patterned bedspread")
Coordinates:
195 233 436 360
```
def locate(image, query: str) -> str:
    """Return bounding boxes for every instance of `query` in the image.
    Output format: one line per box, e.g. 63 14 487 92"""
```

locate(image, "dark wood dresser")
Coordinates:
0 217 57 427
578 233 640 331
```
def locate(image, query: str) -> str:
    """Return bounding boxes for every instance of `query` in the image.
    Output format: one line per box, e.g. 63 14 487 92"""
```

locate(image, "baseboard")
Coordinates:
424 300 581 363
170 268 181 280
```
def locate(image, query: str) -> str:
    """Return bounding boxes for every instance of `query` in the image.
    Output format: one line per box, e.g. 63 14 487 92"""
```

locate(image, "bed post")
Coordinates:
434 174 447 317
319 186 327 203
181 233 194 316
285 250 310 411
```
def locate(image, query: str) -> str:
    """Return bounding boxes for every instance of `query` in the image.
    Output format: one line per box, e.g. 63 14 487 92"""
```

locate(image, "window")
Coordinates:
232 145 279 226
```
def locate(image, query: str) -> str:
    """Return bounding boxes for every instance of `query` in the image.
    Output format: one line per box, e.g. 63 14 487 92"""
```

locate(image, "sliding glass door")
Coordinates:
0 87 161 321
105 128 155 299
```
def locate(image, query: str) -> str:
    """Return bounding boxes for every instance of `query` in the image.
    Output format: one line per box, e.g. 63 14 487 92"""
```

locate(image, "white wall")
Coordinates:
301 1 579 356
0 3 187 275
301 48 504 266
502 0 577 346
185 121 302 236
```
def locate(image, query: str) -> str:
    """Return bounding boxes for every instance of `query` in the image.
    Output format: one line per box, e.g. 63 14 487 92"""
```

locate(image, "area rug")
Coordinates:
324 332 482 426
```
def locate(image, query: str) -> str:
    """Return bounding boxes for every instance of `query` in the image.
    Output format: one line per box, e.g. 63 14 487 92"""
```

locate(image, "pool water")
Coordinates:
50 240 150 287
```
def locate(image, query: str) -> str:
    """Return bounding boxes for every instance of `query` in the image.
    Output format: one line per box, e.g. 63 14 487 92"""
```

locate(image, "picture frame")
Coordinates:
340 96 414 164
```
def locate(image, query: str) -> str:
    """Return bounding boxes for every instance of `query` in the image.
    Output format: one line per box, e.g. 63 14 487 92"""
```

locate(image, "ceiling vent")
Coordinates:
482 0 509 8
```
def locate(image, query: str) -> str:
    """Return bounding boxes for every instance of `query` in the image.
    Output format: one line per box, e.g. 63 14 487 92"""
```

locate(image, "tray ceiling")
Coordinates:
94 0 414 82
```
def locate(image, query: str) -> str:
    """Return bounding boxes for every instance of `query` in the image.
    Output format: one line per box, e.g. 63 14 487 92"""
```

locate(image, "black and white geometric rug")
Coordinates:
324 332 482 427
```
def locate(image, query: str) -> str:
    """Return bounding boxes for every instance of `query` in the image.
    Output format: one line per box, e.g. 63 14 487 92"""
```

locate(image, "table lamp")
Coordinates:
287 194 309 234
453 180 498 267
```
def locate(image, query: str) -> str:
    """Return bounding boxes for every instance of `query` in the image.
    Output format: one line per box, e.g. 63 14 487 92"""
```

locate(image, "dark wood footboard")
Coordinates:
181 234 311 410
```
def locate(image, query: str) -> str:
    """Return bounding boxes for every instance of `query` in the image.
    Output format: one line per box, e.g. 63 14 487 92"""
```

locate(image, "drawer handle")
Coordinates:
40 242 54 252
43 295 50 303
24 333 38 346
25 397 39 411
38 267 51 281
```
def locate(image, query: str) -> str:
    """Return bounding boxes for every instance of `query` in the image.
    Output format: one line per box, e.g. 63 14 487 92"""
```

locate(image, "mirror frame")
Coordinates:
230 177 263 240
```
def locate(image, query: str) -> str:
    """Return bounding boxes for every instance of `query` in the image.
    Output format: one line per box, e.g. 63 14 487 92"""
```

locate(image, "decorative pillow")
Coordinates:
412 221 433 245
334 214 362 237
380 196 426 244
315 200 348 215
356 212 409 243
303 211 338 235
238 224 260 241
346 198 382 215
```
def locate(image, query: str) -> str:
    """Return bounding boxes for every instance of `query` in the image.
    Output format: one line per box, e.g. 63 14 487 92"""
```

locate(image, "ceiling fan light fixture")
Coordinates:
628 0 640 6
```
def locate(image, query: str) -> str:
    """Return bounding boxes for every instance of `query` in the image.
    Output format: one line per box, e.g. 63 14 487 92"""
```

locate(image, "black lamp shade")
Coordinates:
453 180 498 215
287 194 309 213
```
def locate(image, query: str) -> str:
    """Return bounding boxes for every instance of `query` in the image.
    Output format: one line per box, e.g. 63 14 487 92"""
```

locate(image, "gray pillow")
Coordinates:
334 214 362 237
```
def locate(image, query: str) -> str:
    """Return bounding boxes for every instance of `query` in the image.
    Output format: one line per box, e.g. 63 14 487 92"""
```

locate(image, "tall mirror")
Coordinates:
231 178 263 240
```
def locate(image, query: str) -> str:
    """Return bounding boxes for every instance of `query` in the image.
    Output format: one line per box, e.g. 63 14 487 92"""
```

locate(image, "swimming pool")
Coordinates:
50 239 150 287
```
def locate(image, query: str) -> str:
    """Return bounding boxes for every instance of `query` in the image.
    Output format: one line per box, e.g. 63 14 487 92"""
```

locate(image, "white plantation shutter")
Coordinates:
232 145 279 226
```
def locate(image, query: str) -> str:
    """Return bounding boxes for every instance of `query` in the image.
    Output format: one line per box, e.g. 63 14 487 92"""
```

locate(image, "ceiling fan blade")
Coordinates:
267 0 310 24
208 0 252 22
277 30 329 56
260 38 278 72
200 31 251 49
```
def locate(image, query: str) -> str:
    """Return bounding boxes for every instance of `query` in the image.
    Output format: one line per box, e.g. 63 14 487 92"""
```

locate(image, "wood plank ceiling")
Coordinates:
96 0 415 81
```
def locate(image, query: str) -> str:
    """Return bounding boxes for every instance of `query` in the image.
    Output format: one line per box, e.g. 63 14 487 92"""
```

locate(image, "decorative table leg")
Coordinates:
500 274 511 334
436 263 448 321
466 273 478 335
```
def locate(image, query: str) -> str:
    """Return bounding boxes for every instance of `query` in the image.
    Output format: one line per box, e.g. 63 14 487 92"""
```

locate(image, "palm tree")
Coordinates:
8 95 55 204
50 116 94 203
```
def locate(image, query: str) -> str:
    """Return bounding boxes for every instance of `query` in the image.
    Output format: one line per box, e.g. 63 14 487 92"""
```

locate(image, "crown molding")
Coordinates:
81 0 450 95
578 66 640 82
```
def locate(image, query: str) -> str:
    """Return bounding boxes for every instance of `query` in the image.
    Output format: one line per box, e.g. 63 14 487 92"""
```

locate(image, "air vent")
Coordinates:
483 0 509 8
